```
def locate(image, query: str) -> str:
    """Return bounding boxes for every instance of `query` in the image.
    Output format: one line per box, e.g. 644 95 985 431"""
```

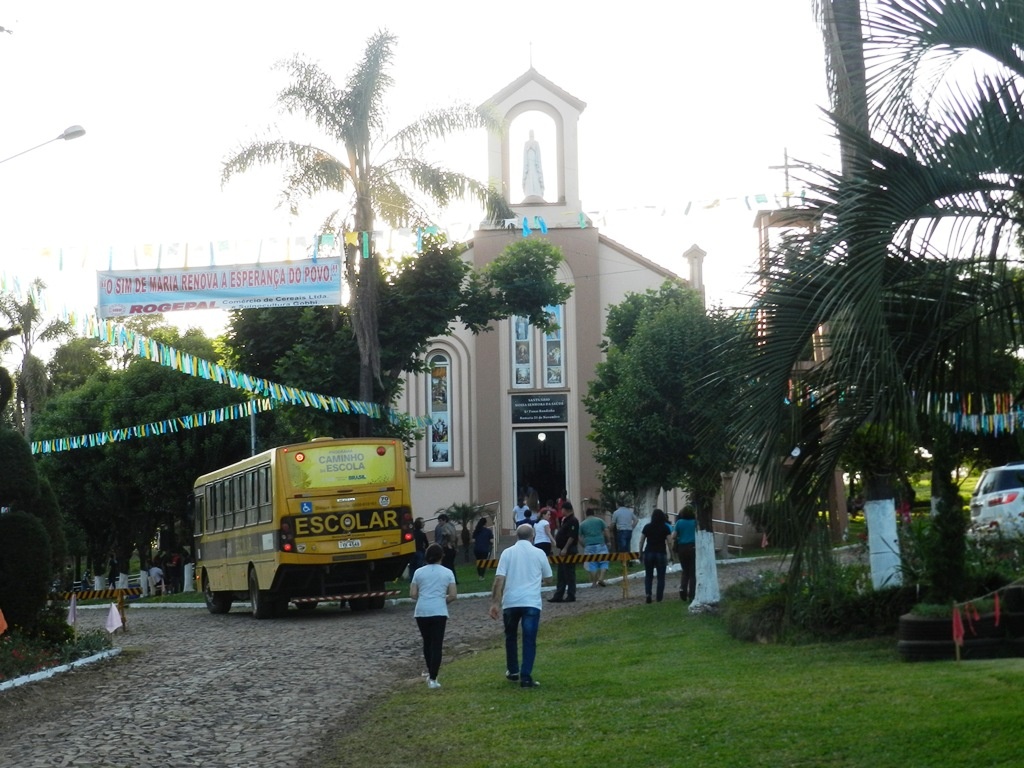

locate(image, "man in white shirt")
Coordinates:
611 504 638 554
488 524 552 688
512 497 531 527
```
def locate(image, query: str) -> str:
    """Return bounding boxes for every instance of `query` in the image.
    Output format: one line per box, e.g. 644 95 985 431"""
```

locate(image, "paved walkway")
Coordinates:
0 557 785 768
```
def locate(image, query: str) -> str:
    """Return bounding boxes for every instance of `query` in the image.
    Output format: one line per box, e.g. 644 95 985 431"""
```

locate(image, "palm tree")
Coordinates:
222 31 512 435
727 0 1024 588
0 279 72 436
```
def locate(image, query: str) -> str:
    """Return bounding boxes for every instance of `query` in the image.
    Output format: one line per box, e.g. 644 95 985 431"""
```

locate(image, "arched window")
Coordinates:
427 353 452 468
511 305 565 389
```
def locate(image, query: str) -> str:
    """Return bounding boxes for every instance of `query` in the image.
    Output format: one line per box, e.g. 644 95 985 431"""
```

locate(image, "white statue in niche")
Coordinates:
522 129 545 201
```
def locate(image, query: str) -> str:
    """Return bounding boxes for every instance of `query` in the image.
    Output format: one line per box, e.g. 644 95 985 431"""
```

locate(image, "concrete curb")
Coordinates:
0 648 122 693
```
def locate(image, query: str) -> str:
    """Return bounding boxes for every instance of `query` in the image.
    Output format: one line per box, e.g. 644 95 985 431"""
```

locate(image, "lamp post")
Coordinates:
0 125 86 165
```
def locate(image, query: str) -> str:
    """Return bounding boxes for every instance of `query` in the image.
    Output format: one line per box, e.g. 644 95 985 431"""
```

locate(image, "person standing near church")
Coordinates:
610 502 637 554
533 507 554 556
549 502 579 602
489 524 551 688
435 513 459 582
512 496 531 527
472 517 494 579
579 508 610 588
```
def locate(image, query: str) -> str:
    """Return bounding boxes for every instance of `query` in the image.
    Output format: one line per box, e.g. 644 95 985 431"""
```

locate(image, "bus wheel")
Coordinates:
248 568 274 620
203 573 232 615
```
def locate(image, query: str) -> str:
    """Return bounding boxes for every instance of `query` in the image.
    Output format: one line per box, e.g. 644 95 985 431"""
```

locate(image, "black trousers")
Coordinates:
415 615 447 679
554 552 576 599
442 546 458 582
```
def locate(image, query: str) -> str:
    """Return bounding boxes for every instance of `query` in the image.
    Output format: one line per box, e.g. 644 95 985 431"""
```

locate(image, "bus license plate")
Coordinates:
338 540 362 549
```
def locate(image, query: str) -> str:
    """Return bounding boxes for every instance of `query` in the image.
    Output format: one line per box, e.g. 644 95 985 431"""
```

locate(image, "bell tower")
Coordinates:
480 68 586 226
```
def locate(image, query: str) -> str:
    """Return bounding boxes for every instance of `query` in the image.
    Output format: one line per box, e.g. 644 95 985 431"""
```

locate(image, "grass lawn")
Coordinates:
318 603 1023 768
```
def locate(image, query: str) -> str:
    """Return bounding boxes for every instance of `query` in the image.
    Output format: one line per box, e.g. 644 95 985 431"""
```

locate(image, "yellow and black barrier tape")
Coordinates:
475 552 639 570
56 587 143 601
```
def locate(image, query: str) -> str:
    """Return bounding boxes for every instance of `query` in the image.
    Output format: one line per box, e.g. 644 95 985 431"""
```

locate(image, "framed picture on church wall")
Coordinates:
511 315 534 389
543 305 564 389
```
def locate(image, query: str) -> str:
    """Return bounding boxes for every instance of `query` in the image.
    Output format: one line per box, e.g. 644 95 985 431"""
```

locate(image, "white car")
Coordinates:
969 463 1024 535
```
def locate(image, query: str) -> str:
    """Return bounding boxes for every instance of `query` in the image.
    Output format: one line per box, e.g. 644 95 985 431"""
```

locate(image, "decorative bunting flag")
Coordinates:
105 603 123 634
30 320 432 455
951 605 964 647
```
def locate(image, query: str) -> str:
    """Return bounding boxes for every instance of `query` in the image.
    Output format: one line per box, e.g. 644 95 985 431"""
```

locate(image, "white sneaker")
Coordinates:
427 679 441 689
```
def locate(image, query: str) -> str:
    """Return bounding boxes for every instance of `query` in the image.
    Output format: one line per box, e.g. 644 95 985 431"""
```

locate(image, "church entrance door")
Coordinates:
514 429 566 514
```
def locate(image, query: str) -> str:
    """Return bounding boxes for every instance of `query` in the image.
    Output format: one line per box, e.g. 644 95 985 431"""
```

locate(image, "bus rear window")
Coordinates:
283 444 397 490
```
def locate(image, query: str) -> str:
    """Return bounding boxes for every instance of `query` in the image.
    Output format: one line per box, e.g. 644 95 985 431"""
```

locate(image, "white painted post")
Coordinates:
183 563 195 592
865 499 902 588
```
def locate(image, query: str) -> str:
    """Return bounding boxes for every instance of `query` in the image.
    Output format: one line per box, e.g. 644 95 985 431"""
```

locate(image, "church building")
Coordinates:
399 69 706 531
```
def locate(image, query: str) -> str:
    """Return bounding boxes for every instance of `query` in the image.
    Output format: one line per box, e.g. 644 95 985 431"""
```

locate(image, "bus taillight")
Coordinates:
279 520 296 552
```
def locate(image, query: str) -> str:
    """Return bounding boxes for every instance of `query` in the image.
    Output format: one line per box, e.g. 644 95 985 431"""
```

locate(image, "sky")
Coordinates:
0 0 835 332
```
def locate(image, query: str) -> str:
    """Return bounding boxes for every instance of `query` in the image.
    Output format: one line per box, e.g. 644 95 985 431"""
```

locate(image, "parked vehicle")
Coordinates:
969 463 1024 534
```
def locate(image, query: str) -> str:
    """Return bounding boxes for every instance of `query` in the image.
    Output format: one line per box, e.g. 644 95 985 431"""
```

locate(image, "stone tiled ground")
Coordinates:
0 558 788 767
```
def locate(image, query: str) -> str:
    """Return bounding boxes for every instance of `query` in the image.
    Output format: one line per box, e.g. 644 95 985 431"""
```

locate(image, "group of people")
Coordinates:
407 500 701 691
145 549 189 595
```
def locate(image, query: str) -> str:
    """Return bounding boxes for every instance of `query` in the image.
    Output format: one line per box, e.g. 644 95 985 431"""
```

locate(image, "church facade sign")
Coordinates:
511 393 567 424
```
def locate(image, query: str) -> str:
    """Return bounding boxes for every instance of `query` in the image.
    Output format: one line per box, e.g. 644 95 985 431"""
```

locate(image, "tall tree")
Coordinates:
729 0 1024 589
585 281 742 608
0 279 72 435
222 31 513 435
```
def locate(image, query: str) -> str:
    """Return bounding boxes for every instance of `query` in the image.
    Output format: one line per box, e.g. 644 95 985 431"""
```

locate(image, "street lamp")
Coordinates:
0 125 86 165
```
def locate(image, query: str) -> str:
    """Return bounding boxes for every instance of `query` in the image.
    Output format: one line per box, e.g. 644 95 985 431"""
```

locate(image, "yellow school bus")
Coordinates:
192 437 414 618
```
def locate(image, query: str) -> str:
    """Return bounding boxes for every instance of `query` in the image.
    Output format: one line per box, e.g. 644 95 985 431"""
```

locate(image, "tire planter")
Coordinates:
897 612 1024 661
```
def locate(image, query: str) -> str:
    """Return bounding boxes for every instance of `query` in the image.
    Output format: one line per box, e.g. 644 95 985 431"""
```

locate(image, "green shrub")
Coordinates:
722 572 787 642
29 601 75 646
724 564 919 643
59 629 113 664
0 511 53 632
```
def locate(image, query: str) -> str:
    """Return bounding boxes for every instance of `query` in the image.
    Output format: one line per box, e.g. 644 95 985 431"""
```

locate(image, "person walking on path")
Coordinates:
579 508 610 588
410 543 457 689
488 524 551 688
549 502 579 603
472 517 494 579
640 508 672 603
610 503 637 554
672 506 698 601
